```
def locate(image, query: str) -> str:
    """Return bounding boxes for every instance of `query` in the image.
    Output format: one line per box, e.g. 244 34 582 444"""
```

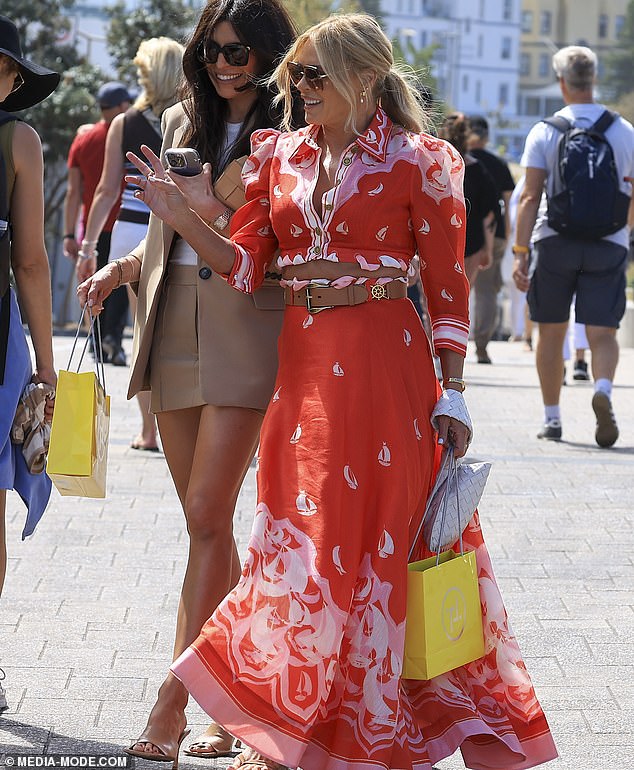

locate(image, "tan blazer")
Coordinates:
127 103 283 411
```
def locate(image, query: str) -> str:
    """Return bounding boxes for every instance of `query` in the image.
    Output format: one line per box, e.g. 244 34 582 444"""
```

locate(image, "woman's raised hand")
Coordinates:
125 145 191 227
168 162 226 223
77 263 119 314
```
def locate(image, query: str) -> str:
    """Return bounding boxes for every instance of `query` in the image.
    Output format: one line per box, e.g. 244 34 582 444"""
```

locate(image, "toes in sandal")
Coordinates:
124 727 190 769
184 723 240 758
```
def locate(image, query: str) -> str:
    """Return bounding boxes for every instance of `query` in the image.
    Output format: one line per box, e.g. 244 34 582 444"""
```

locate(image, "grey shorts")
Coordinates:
528 235 628 328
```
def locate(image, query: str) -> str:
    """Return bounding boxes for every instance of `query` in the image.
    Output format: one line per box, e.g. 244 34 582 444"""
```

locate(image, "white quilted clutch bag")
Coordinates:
410 447 491 557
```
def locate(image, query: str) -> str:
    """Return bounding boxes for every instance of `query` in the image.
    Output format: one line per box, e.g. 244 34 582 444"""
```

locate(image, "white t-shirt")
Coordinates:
521 103 634 248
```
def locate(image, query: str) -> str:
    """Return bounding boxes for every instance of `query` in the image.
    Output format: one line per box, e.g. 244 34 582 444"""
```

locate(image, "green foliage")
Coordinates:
357 0 383 20
283 0 339 31
604 0 634 102
105 0 198 82
2 1 105 232
392 37 441 125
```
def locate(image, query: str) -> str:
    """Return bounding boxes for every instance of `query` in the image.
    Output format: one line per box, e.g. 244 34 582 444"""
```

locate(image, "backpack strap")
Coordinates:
543 115 572 133
591 109 617 135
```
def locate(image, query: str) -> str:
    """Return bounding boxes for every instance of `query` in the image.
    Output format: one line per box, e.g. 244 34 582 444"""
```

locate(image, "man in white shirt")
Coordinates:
513 45 634 447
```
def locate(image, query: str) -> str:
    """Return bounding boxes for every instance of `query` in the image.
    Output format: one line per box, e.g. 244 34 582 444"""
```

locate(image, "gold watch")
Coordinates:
212 208 231 231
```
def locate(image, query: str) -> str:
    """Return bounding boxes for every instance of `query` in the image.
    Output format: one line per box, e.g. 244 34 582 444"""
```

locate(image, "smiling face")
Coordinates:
293 40 352 134
202 21 258 105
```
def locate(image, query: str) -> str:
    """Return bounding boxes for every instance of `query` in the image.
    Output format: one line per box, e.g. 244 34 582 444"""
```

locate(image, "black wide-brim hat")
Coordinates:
0 15 60 112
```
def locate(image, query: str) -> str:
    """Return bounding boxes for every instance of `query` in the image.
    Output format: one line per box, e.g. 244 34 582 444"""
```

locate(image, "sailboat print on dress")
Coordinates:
414 418 422 440
296 491 317 516
343 465 358 490
332 362 344 376
302 315 314 328
403 329 412 346
378 529 394 558
332 545 346 575
378 442 391 467
290 424 302 444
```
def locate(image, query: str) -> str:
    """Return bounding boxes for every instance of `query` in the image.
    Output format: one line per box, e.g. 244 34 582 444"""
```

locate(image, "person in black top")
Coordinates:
468 115 516 363
438 113 497 297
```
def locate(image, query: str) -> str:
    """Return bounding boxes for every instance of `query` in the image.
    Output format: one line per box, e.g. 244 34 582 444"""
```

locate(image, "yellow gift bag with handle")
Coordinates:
47 308 110 497
403 447 485 680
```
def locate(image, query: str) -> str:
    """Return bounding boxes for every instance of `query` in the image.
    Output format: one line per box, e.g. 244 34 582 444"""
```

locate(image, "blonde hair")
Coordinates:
552 45 597 92
133 37 185 116
272 13 429 135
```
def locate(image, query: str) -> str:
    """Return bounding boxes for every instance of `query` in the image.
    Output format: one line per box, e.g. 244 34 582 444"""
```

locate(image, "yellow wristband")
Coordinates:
512 244 530 255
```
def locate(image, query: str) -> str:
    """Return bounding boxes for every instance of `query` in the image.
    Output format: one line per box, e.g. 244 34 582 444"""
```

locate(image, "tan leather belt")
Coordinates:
284 281 407 314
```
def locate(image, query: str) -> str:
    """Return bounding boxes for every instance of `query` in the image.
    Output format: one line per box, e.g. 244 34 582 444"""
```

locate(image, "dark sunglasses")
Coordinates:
287 61 329 90
197 40 251 67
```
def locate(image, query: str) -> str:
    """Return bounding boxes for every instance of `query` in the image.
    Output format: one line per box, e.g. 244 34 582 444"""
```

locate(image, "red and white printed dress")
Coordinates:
171 108 557 770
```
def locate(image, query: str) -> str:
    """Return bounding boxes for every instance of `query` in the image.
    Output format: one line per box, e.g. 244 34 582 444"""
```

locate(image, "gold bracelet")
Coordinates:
444 377 466 392
512 244 530 255
114 259 124 289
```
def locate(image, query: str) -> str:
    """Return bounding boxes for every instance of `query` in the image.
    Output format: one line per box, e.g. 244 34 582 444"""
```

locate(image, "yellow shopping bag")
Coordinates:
403 446 485 680
46 308 110 497
402 549 484 680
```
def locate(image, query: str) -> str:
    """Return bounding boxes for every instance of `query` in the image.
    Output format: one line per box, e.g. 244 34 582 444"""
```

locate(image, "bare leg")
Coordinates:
0 490 6 598
585 325 618 382
130 404 262 755
126 286 158 450
535 322 568 406
132 391 158 450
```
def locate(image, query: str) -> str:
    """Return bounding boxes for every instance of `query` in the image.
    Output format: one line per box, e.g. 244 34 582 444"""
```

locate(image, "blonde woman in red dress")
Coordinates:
113 13 557 770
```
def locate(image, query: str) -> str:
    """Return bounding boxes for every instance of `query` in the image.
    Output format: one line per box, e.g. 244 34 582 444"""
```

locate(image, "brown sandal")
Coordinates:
232 748 290 769
184 723 240 758
124 727 190 770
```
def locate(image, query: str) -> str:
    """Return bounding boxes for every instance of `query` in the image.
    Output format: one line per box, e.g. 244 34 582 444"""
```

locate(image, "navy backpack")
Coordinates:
544 110 630 241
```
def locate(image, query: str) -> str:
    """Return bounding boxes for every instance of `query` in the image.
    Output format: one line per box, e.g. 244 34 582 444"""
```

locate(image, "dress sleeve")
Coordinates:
226 128 280 294
411 134 470 356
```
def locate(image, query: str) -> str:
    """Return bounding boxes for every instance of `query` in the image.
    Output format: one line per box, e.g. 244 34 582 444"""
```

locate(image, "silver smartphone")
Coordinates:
165 148 203 176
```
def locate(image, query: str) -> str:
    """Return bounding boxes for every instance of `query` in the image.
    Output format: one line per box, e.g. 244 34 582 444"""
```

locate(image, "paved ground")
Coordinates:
1 333 633 770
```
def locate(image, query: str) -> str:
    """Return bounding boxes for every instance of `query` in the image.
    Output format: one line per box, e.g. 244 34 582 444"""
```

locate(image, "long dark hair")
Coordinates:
181 0 299 178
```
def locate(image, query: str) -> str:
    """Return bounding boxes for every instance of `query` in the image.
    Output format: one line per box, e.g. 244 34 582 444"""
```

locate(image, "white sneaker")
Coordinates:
0 668 8 713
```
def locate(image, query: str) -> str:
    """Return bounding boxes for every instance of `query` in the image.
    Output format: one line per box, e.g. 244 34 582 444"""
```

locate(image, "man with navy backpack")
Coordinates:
513 45 634 447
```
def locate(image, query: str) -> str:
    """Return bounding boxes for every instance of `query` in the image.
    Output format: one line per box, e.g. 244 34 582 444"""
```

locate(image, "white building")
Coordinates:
381 0 522 153
64 1 204 74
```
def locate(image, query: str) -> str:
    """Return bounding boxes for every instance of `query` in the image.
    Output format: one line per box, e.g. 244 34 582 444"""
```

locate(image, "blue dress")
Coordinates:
0 289 51 538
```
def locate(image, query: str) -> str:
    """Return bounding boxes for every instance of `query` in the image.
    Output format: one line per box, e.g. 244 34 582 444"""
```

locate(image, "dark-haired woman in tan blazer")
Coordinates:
77 0 300 764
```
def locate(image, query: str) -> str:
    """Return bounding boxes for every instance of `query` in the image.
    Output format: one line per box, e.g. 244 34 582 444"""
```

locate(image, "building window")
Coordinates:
476 80 481 104
540 10 552 35
616 15 625 38
501 36 511 59
503 0 512 21
526 97 540 116
598 14 608 38
499 83 509 107
479 0 485 19
465 18 471 34
462 74 469 92
397 0 402 12
521 11 533 33
520 52 531 76
420 30 428 48
477 34 483 57
539 53 550 77
408 0 414 14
